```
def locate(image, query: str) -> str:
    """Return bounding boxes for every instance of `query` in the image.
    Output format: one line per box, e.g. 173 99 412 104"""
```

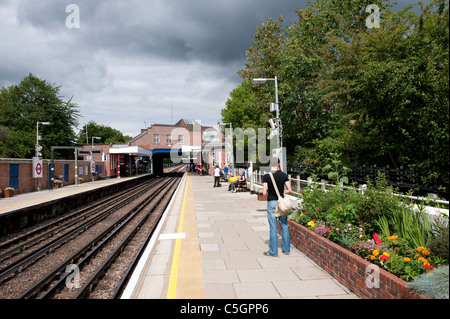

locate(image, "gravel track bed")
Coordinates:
0 176 177 299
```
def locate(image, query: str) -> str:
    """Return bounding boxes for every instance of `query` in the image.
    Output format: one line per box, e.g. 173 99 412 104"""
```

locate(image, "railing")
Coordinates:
287 162 448 200
249 170 449 211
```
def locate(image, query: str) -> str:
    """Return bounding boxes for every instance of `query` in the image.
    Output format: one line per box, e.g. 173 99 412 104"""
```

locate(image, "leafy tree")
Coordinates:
318 0 449 187
0 74 81 158
76 121 131 145
223 0 449 191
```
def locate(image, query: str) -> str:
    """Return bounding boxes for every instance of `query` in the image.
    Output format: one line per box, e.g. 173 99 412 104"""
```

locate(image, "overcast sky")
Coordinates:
0 0 420 137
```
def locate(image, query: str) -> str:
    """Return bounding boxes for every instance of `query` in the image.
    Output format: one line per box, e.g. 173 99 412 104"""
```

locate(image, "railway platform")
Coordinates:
0 174 151 217
122 173 359 299
0 174 155 237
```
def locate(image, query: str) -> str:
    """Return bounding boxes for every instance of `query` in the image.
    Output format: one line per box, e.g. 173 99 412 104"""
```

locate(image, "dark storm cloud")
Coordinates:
0 0 424 136
12 0 303 64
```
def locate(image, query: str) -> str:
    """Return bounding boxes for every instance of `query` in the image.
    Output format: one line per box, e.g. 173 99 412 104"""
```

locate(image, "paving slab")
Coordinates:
125 173 359 299
191 174 359 299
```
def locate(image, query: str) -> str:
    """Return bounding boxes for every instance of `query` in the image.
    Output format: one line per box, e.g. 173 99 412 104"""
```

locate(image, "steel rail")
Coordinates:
111 172 184 298
73 176 180 298
19 176 174 299
0 177 159 262
0 178 161 283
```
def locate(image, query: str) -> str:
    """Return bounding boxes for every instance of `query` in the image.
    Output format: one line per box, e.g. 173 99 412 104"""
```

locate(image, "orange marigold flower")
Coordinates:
422 250 430 256
418 257 427 263
404 257 411 262
417 246 425 252
372 250 380 257
370 255 376 260
388 235 398 240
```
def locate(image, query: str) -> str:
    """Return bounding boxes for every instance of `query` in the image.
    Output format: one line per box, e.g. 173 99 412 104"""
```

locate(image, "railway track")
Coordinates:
0 165 185 299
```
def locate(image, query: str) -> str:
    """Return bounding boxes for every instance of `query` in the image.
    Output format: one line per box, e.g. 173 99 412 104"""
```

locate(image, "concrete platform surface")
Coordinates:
0 175 148 216
123 173 359 299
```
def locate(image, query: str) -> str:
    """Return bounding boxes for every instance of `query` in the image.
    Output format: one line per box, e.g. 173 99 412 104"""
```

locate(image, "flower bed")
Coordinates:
279 220 428 299
287 174 450 292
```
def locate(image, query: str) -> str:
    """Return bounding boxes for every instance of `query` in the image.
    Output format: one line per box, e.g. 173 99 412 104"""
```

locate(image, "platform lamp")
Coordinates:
252 76 286 172
36 121 51 157
251 76 281 149
219 122 234 176
35 121 50 191
92 136 101 147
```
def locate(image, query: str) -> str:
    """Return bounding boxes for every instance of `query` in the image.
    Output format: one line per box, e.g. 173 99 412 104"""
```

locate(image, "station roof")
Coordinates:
109 145 153 157
152 148 182 155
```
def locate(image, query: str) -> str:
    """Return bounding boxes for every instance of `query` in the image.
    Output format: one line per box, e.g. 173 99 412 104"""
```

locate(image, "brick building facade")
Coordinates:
1 119 226 196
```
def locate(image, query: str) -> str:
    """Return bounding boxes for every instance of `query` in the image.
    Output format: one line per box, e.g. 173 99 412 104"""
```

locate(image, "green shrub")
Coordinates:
299 185 328 221
326 203 358 225
427 224 449 264
354 173 404 234
300 182 360 223
408 265 449 299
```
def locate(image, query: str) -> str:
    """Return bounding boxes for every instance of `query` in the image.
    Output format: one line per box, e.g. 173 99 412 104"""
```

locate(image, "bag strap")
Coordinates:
269 172 283 199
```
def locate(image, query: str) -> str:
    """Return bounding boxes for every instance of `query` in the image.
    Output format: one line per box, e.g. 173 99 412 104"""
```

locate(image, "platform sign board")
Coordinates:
33 157 43 178
79 148 103 156
90 160 96 173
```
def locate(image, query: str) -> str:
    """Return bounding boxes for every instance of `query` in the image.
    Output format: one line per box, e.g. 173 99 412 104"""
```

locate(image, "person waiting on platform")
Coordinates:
230 171 246 193
213 164 221 187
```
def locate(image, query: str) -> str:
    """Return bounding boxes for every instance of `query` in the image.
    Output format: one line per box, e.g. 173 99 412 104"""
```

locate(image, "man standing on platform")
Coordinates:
213 164 221 187
262 156 292 257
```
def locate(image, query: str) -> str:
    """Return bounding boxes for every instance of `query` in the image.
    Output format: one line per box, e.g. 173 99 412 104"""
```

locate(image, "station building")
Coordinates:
0 119 226 196
84 119 227 177
127 119 226 175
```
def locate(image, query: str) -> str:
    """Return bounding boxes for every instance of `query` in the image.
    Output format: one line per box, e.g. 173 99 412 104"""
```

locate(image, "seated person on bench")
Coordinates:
230 171 246 193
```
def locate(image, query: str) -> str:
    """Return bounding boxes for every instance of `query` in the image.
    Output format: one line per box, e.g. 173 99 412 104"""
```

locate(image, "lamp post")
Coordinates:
36 121 51 157
219 122 234 176
92 136 101 147
35 121 50 191
252 76 286 171
251 76 281 149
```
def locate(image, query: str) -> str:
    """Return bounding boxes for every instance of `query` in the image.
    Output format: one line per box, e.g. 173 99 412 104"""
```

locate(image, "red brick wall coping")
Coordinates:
280 219 428 299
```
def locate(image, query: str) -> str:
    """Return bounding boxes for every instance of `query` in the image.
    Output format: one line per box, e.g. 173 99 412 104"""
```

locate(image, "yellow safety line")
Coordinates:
166 173 190 299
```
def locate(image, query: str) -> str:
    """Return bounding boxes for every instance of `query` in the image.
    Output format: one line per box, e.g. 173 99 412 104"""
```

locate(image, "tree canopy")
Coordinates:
76 121 132 145
0 74 81 159
221 0 449 190
0 74 131 159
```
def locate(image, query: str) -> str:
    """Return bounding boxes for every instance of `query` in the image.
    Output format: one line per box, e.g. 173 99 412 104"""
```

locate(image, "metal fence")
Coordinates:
287 162 447 199
250 169 449 207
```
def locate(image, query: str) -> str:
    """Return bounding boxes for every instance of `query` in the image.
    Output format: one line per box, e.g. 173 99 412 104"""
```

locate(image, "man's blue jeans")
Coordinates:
267 200 290 255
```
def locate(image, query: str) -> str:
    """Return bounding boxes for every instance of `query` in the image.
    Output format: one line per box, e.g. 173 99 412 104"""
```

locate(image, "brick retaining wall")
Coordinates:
0 158 106 195
280 219 427 299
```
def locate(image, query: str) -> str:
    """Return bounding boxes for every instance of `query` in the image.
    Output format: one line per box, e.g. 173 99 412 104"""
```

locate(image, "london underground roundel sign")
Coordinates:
35 163 42 175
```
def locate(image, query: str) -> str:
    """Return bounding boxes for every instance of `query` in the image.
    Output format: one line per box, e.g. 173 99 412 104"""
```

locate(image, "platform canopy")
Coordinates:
151 148 182 155
109 145 153 157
